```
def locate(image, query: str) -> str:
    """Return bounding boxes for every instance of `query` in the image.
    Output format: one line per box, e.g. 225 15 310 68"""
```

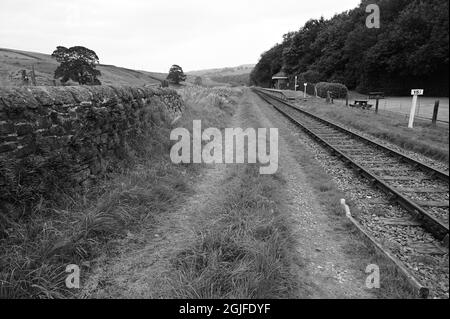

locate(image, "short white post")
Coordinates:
303 83 307 98
408 94 418 128
294 76 298 91
408 89 424 128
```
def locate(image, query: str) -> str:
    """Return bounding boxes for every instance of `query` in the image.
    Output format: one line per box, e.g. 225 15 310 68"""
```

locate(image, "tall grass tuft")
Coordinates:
169 164 297 299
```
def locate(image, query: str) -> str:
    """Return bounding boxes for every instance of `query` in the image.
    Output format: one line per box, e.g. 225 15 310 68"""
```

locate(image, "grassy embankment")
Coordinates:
0 86 237 298
300 98 449 164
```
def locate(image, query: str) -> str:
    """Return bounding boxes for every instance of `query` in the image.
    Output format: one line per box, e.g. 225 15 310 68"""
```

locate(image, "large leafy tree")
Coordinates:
52 46 101 85
166 65 186 84
250 43 284 87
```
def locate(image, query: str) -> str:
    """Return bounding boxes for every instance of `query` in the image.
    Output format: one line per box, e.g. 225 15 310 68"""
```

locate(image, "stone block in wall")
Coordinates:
86 85 118 104
16 123 35 136
0 134 18 143
15 143 37 158
0 141 18 153
65 86 93 103
109 85 134 101
25 87 55 106
36 116 52 129
0 87 40 111
0 122 15 135
45 87 77 106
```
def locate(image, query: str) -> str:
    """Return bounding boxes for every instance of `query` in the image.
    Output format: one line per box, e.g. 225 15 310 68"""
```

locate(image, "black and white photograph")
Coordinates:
0 0 448 307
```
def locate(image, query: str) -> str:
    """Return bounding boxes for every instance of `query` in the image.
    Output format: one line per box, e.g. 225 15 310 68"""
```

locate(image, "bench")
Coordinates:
349 100 373 109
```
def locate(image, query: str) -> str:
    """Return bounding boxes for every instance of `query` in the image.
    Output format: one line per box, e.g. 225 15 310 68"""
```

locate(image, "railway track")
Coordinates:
253 87 449 297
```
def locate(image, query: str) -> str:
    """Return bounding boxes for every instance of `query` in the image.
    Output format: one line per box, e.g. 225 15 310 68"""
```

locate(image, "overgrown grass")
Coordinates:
177 86 240 129
168 164 297 299
301 98 449 163
0 86 240 298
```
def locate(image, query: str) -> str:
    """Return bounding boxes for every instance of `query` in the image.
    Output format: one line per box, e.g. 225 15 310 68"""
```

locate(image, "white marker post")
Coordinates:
303 83 307 98
408 89 424 128
294 76 298 91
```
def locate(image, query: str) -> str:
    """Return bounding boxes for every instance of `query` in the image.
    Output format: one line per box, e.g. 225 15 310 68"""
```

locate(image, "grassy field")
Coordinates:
186 64 254 87
283 89 449 123
311 100 448 163
342 92 449 123
0 47 165 87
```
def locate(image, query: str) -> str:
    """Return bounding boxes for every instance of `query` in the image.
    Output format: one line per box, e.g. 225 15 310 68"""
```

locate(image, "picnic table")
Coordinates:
350 99 373 109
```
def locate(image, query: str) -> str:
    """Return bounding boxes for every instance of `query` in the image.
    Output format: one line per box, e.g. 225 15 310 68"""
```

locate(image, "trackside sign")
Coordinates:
411 89 424 95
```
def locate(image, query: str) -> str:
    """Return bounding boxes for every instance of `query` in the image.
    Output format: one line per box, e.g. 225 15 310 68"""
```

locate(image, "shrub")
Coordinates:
315 82 348 99
299 70 323 84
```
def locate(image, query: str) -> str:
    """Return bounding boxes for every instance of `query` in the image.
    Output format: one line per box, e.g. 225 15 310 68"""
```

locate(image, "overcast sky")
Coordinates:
0 0 360 72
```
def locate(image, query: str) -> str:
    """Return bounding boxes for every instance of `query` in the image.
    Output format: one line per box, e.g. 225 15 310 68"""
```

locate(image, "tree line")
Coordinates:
250 0 449 96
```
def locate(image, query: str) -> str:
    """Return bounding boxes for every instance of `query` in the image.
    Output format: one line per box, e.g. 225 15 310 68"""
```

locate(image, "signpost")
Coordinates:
368 92 384 114
294 76 299 91
432 100 440 126
408 89 424 128
31 65 37 86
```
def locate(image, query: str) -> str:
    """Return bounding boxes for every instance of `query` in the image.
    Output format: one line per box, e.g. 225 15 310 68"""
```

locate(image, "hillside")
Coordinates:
0 48 166 87
187 64 254 87
188 64 254 77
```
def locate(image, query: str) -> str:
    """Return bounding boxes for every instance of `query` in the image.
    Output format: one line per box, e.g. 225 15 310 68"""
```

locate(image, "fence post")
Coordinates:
375 98 379 114
432 100 440 125
31 65 37 86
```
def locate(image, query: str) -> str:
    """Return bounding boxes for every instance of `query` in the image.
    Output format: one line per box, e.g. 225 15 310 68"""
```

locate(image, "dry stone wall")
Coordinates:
0 85 184 207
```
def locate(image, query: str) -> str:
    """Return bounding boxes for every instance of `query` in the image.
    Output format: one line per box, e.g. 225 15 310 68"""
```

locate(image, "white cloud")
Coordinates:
0 0 361 72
